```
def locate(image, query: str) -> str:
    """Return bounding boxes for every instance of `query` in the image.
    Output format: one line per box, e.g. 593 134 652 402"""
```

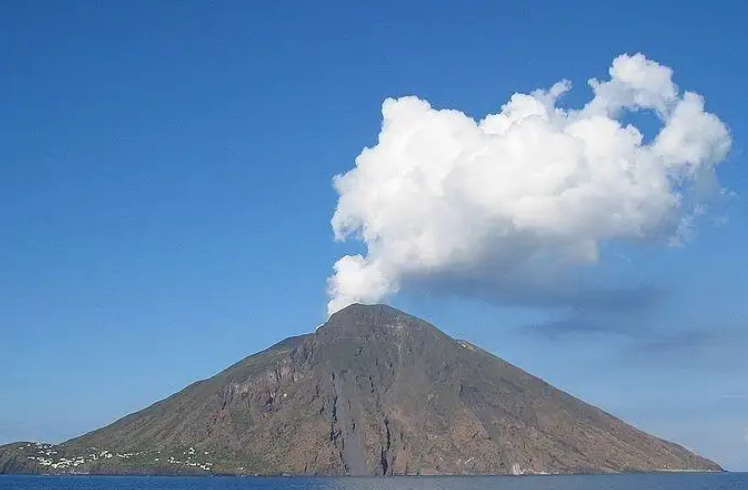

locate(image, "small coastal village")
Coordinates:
18 442 215 474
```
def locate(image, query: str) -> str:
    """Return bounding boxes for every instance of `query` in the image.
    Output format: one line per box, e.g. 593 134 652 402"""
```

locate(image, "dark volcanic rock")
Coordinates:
0 304 722 475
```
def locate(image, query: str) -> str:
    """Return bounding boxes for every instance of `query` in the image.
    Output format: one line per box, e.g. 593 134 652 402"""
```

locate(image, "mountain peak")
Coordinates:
328 303 403 320
320 303 439 338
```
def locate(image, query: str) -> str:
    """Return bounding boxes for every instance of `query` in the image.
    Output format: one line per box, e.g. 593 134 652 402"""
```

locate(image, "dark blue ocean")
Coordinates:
1 474 747 490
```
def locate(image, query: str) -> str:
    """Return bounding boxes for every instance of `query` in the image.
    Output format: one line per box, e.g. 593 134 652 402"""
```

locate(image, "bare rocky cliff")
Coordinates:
0 304 722 475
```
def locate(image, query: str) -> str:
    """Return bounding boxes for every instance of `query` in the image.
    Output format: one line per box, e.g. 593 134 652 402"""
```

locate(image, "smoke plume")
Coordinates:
327 54 731 316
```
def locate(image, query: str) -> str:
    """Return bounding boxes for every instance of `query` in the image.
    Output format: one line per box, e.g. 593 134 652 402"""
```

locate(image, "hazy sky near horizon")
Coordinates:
2 0 747 471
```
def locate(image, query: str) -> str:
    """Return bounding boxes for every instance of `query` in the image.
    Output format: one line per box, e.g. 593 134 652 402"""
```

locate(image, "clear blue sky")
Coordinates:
2 0 747 471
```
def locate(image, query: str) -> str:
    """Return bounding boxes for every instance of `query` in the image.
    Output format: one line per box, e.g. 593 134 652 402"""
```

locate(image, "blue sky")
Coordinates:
1 0 747 471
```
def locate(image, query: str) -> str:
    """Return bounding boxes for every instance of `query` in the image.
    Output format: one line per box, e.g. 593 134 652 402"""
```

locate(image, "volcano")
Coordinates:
0 304 721 475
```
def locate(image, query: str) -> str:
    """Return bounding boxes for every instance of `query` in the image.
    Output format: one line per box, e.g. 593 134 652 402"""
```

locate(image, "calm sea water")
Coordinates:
1 474 747 490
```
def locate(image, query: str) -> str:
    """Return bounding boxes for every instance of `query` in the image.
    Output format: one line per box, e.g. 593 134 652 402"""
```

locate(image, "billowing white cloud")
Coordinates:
326 54 731 316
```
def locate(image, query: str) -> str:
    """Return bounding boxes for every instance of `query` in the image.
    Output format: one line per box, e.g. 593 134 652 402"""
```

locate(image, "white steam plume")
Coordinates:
327 54 731 316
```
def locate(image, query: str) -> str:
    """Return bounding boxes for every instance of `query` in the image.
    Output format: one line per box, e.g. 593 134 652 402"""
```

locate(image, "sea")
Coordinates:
1 474 747 490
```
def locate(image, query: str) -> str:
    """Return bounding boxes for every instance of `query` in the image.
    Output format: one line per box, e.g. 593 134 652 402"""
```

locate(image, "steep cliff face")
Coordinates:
0 304 722 475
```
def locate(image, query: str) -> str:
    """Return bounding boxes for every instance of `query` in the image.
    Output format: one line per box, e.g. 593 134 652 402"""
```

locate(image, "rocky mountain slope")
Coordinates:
0 304 722 475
